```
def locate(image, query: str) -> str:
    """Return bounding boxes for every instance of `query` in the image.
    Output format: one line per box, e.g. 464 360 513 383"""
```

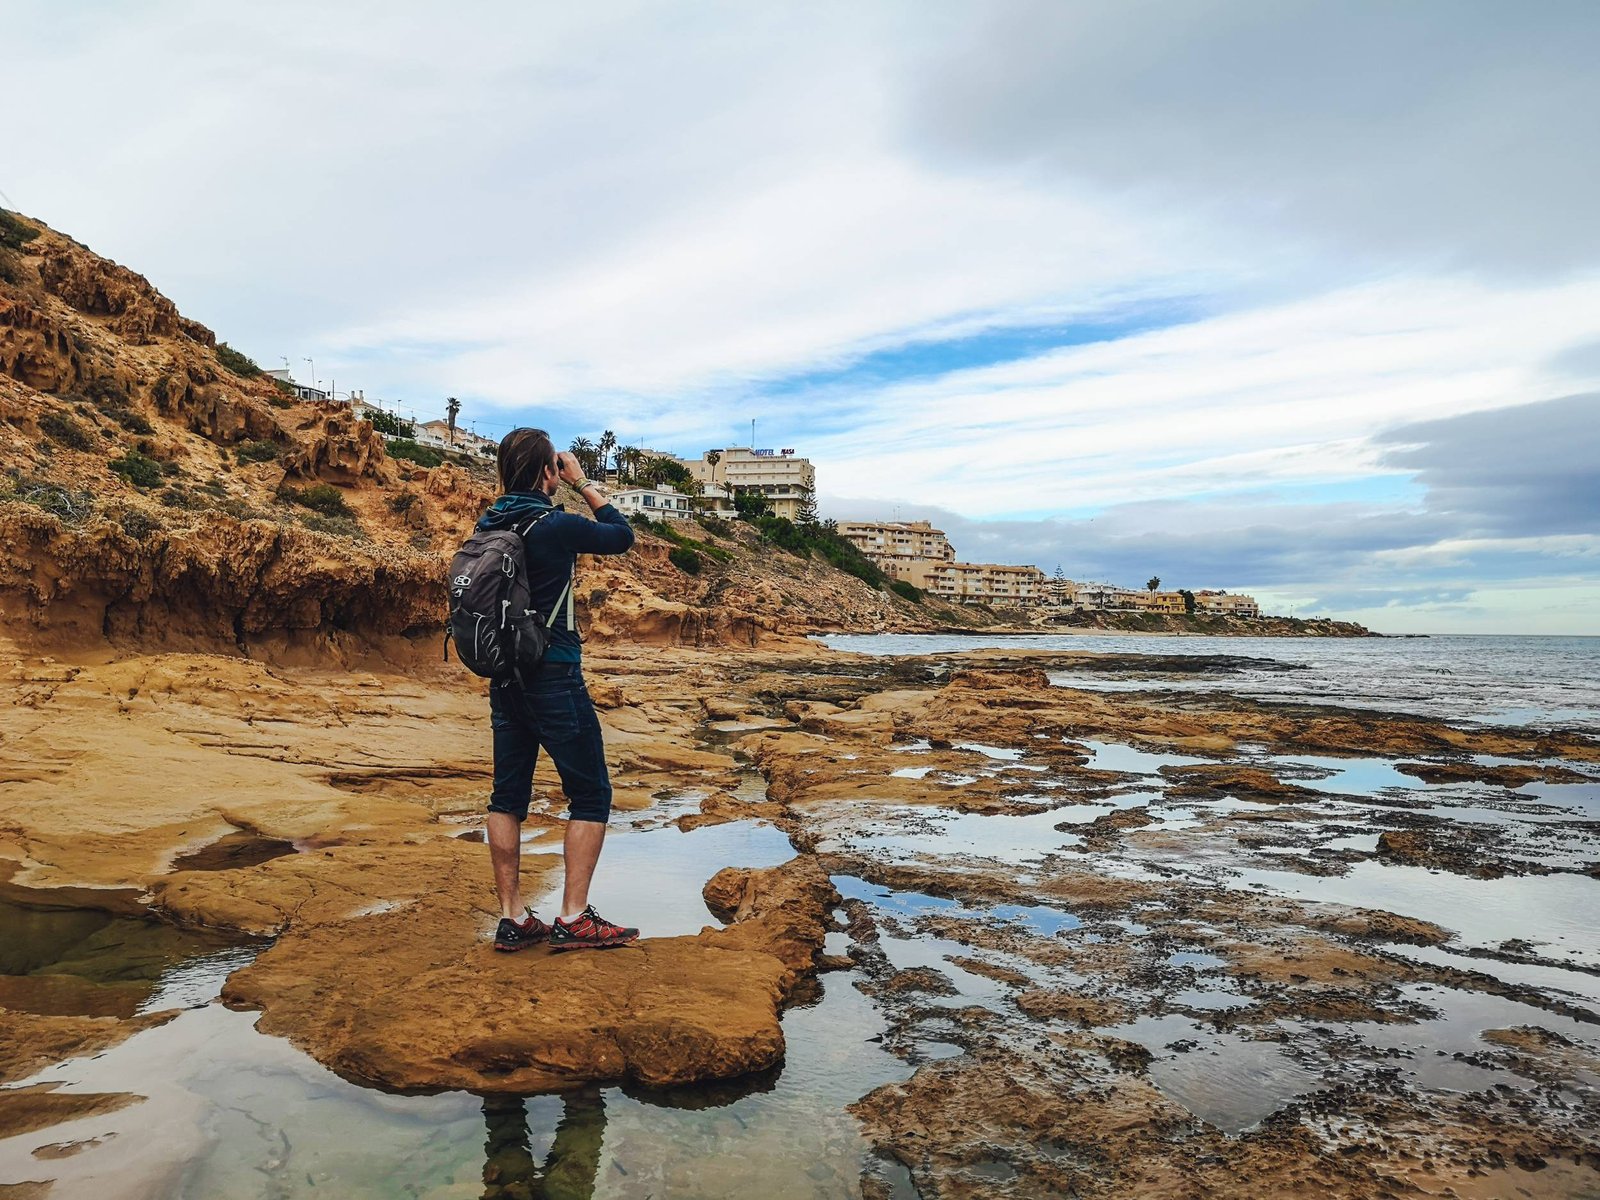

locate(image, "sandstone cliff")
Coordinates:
0 211 968 661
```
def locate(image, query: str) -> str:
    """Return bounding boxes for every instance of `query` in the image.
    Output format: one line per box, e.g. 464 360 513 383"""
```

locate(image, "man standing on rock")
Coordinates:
479 428 639 953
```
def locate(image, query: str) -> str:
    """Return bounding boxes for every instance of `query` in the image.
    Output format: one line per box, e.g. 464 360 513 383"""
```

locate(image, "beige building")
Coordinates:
1196 591 1261 618
1131 590 1188 615
678 447 816 520
907 561 1046 606
838 520 955 581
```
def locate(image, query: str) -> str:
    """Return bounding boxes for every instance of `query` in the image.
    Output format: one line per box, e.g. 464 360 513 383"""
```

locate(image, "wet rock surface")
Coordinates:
1 638 1598 1195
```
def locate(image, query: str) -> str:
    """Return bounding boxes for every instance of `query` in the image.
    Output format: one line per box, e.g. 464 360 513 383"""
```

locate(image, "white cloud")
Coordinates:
804 275 1600 515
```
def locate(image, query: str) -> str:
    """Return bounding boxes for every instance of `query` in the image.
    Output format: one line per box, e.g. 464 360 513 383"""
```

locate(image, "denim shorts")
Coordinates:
487 662 612 824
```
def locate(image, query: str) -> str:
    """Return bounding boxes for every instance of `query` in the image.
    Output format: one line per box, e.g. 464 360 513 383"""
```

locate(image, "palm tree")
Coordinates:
1146 576 1161 593
598 431 617 482
569 437 598 478
445 396 460 445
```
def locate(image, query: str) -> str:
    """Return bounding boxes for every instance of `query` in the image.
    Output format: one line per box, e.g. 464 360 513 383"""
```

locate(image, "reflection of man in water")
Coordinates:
481 1089 606 1200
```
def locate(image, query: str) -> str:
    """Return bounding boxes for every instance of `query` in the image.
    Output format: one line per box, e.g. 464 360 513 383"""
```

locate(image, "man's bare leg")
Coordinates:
488 812 524 920
560 820 606 919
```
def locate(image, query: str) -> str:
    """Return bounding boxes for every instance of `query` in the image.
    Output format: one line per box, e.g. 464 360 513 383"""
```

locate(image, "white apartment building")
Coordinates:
678 447 816 521
838 521 955 582
610 485 694 519
415 420 496 456
906 561 1047 606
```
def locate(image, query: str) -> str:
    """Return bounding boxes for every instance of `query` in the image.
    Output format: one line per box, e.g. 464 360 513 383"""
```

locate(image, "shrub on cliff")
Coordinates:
1 473 95 524
235 440 280 464
39 411 94 451
118 509 159 540
668 546 702 574
286 483 353 517
633 513 731 563
0 208 38 283
386 438 444 468
216 343 263 378
749 515 886 587
890 579 923 604
109 451 164 489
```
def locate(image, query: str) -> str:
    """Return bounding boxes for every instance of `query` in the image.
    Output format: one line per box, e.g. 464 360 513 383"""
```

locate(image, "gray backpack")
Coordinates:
445 510 574 680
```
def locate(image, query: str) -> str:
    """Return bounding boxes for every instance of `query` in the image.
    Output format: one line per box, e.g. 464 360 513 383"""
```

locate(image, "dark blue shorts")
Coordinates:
487 662 612 824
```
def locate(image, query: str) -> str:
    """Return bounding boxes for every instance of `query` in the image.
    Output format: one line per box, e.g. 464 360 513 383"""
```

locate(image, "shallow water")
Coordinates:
0 822 914 1200
823 632 1600 732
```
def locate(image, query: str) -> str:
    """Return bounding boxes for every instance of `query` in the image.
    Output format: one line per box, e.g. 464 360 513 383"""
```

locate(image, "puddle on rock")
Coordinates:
0 898 251 1019
1102 1014 1320 1134
168 831 297 873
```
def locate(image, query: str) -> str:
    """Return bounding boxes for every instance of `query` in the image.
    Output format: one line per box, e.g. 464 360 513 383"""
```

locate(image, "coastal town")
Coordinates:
308 380 1263 617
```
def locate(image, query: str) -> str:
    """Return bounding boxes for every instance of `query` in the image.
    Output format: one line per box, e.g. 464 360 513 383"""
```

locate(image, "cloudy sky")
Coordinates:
8 1 1598 633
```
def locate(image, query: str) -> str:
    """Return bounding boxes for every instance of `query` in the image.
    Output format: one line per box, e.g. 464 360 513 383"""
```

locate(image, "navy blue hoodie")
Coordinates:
475 490 634 663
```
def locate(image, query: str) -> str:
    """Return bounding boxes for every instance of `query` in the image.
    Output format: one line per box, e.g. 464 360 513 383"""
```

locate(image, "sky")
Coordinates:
6 1 1598 633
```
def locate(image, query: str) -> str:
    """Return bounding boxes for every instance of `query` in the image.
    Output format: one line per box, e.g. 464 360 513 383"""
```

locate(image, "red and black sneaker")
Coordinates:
548 905 639 951
493 909 551 952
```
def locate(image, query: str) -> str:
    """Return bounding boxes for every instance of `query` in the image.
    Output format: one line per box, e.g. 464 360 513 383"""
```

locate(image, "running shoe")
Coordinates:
493 909 550 952
548 905 639 951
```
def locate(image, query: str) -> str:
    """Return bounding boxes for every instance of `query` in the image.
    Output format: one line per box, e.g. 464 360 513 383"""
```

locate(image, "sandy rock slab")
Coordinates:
221 857 836 1093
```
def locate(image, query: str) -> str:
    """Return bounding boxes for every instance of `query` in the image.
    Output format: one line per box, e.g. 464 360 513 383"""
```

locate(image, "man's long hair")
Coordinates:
498 428 556 494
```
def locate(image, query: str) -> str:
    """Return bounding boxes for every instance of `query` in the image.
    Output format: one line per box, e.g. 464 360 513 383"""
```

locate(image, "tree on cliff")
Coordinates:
365 408 414 438
1178 589 1197 614
445 396 460 444
734 489 772 520
598 430 617 480
1146 576 1161 593
796 482 820 527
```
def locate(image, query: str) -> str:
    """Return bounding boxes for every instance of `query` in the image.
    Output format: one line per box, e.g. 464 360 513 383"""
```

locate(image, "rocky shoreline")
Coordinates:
2 635 1598 1196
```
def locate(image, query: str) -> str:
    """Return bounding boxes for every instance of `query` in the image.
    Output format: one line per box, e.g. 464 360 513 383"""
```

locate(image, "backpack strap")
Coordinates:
513 506 577 633
546 575 574 630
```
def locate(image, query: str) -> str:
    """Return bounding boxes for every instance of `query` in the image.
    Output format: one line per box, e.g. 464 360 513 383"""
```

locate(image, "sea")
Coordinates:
819 633 1600 735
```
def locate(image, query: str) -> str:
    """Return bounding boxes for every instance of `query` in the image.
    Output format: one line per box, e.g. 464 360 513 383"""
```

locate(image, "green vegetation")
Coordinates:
386 437 443 467
109 451 164 489
0 209 39 283
390 491 418 513
108 407 154 434
748 514 887 587
733 490 772 520
1 472 95 524
668 546 702 574
297 512 367 539
889 579 924 604
160 484 205 510
215 343 263 378
630 512 732 563
285 483 353 517
235 440 280 464
39 411 94 451
1178 588 1196 614
0 209 38 250
694 513 733 538
366 409 415 438
73 377 155 433
119 510 159 541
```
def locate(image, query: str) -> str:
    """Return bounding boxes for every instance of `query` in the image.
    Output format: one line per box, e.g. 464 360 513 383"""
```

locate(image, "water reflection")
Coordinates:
481 1090 605 1200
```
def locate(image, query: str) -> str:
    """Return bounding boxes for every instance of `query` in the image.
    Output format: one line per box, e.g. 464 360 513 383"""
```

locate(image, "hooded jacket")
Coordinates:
474 490 634 664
